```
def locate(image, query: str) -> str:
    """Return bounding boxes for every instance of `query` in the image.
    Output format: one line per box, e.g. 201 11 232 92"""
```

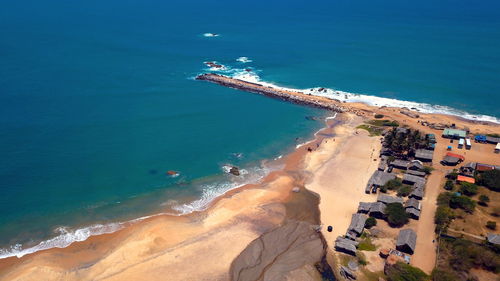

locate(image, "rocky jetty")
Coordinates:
196 73 346 113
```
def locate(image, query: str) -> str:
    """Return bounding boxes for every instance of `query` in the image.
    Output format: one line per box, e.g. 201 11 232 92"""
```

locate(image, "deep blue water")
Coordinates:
1 0 499 255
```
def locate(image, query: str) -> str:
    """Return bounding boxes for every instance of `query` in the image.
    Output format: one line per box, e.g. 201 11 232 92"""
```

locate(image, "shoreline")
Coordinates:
0 84 499 279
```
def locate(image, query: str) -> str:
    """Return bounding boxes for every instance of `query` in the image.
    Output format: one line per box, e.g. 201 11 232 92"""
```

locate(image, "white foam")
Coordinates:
228 69 499 124
236 56 252 63
203 33 219 37
0 223 123 259
172 165 271 215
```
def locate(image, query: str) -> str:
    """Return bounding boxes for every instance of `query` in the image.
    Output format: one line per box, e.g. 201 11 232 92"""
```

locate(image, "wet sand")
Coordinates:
0 94 499 280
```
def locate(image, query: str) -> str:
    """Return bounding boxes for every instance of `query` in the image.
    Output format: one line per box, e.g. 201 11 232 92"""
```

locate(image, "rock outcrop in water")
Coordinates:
196 74 346 113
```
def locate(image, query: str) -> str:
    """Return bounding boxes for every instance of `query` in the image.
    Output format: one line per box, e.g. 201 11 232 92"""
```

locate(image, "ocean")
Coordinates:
1 0 499 258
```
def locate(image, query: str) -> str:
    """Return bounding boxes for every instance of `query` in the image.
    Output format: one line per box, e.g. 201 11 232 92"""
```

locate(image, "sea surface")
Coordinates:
1 0 499 258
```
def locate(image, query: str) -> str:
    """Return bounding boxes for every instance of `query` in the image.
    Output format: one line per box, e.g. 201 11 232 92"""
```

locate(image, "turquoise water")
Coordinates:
1 0 499 257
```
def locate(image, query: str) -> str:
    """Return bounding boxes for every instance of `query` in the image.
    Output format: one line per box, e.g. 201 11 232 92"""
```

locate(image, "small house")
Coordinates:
486 136 500 144
396 229 417 255
487 233 500 246
365 170 396 193
406 170 426 177
442 129 466 139
409 187 424 200
369 202 387 219
415 149 434 162
408 160 424 171
460 162 476 177
390 159 410 170
426 134 436 143
406 208 421 220
476 163 496 172
405 198 421 210
357 202 372 214
403 174 426 186
456 175 475 184
377 194 404 205
442 155 461 166
496 143 500 153
347 213 367 236
335 236 358 255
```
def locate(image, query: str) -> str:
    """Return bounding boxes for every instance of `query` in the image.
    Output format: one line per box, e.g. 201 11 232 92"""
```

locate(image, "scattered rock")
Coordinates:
229 166 240 176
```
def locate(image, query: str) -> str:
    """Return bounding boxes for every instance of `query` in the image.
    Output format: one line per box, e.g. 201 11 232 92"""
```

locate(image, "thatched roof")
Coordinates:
377 194 403 205
348 213 367 235
396 229 417 254
415 149 434 161
403 174 426 186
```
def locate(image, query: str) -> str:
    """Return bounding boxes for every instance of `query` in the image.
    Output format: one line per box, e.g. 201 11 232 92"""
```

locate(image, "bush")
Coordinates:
368 119 399 127
460 182 479 196
431 269 460 281
435 205 454 233
478 195 490 206
358 236 377 251
385 203 409 227
397 185 413 197
437 192 453 206
365 217 377 229
447 171 458 180
449 239 500 273
374 114 384 119
386 262 428 281
478 169 500 191
444 180 455 191
450 195 476 213
356 251 368 265
384 178 403 191
486 221 497 230
421 166 434 175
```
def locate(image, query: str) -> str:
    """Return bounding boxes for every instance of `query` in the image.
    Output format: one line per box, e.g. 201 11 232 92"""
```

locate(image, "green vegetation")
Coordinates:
358 236 377 251
356 124 384 136
478 194 490 206
459 182 478 196
368 119 400 127
356 251 368 266
437 192 453 206
477 169 500 191
385 203 409 227
449 195 476 213
384 178 403 190
365 217 377 229
443 180 455 191
396 185 413 197
430 269 460 281
447 238 500 273
434 206 454 233
386 262 428 281
435 238 500 281
374 114 384 119
383 127 428 156
446 170 458 180
486 221 497 230
421 166 434 175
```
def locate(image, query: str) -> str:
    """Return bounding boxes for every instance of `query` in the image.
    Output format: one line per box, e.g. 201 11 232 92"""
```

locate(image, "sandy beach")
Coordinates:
0 91 499 280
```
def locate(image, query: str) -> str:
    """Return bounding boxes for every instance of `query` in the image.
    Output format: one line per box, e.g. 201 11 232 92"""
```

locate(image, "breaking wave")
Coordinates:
203 62 499 124
236 56 252 63
203 33 219 37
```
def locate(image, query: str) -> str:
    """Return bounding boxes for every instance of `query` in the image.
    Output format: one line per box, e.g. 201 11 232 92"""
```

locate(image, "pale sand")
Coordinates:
304 114 382 244
0 97 499 280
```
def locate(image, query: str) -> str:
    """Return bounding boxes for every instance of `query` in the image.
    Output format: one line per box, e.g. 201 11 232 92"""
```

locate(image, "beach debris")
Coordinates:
166 170 180 177
327 225 333 232
292 187 300 193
